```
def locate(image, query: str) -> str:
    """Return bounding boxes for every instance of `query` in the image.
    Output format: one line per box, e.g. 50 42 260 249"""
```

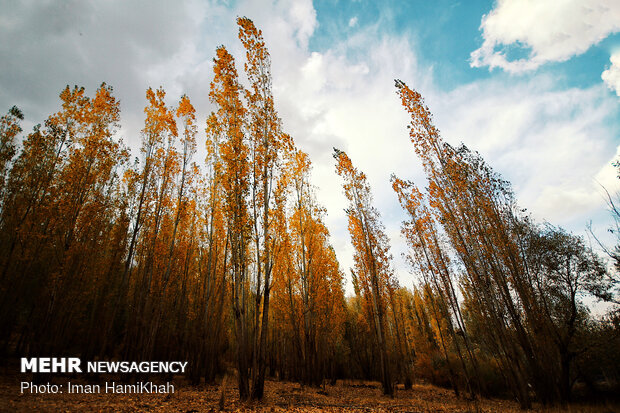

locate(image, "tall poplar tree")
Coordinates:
334 148 394 396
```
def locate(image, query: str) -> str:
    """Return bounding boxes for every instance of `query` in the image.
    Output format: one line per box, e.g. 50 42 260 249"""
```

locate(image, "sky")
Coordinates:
1 0 620 298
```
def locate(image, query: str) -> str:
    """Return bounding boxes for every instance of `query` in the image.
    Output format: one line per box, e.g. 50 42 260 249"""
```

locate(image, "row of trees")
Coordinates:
388 79 618 406
0 18 350 400
0 17 618 406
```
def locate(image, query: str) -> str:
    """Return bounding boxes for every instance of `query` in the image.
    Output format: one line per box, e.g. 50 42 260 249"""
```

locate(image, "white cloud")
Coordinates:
0 0 211 148
267 12 618 289
286 0 317 49
602 51 620 96
348 16 358 28
594 145 620 193
471 0 620 73
435 77 619 228
270 28 429 288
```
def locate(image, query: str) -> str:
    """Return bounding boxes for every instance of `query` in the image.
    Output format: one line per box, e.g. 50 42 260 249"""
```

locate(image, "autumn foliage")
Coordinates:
0 17 618 410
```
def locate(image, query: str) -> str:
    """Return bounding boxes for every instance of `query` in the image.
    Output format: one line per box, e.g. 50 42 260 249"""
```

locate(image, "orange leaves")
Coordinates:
237 17 270 100
144 87 177 145
91 83 121 132
176 94 195 121
209 46 250 239
269 146 346 385
394 80 444 173
210 46 246 126
176 95 198 164
332 148 355 185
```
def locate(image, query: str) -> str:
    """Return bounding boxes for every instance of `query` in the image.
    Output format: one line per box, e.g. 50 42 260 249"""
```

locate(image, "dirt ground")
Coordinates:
0 375 617 412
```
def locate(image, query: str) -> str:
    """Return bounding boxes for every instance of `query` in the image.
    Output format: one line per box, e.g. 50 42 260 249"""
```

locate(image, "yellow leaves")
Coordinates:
237 17 269 83
176 94 196 123
143 87 177 142
176 95 197 160
91 83 120 129
237 17 262 43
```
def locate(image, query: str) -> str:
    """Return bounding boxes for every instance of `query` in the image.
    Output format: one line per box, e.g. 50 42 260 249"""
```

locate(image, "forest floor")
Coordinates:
0 374 618 412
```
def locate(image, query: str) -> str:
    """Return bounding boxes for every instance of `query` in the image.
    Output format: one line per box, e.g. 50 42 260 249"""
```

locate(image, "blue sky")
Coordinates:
310 0 493 88
1 0 619 301
310 0 620 92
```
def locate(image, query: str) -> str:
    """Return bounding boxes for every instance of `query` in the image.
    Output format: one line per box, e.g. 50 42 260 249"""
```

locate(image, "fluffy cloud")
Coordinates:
602 51 620 96
435 78 619 228
268 27 428 285
267 14 619 286
471 0 620 73
0 0 211 145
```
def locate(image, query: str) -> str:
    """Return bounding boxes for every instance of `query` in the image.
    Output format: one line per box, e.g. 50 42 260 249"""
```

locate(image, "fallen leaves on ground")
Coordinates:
1 375 617 412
